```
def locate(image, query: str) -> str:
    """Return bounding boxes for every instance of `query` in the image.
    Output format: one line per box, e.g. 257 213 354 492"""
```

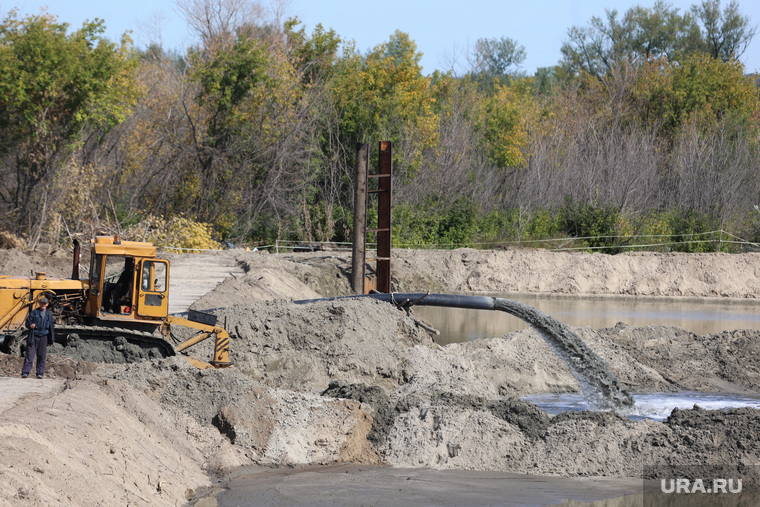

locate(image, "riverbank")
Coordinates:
1 247 760 505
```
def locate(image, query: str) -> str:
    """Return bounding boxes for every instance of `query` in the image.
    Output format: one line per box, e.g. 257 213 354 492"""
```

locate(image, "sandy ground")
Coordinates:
1 246 760 505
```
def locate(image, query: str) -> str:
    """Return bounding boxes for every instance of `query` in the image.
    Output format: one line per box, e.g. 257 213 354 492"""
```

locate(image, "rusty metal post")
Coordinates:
375 141 392 293
351 143 368 294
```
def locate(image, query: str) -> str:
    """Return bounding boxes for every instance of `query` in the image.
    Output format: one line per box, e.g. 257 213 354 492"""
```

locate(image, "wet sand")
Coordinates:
208 464 645 506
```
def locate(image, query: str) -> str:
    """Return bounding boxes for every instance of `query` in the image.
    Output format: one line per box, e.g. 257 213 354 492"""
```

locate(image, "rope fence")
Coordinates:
156 230 760 254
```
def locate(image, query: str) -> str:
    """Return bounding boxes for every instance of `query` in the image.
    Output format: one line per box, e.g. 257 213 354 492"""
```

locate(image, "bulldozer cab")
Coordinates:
85 236 169 321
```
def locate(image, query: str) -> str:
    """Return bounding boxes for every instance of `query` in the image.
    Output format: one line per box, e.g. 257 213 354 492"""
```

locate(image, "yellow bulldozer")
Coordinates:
0 235 231 369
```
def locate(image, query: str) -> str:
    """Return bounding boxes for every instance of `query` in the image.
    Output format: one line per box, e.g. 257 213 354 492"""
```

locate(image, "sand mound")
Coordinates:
0 246 78 279
191 267 321 309
584 325 760 392
380 324 760 482
108 356 379 467
0 249 33 277
212 298 434 392
0 372 248 505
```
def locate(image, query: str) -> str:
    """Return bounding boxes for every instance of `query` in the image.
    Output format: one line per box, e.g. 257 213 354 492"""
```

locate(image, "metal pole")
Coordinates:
351 143 369 294
376 141 392 293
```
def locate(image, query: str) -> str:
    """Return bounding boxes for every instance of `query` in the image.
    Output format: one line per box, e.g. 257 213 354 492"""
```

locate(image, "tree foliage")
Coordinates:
0 10 138 246
469 36 526 89
632 53 760 136
1 1 759 255
330 30 437 174
561 0 756 78
692 0 757 61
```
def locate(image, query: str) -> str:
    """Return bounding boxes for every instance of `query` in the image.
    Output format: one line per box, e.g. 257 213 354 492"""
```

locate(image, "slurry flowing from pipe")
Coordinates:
491 297 634 410
295 293 635 411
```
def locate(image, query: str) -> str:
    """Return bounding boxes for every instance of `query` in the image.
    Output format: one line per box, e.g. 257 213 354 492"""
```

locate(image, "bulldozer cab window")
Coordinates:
140 261 167 294
90 253 103 289
154 262 166 291
137 259 169 317
105 257 135 313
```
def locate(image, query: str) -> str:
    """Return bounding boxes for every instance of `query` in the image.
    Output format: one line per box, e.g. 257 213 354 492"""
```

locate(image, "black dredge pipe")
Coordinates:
294 292 635 410
295 292 497 311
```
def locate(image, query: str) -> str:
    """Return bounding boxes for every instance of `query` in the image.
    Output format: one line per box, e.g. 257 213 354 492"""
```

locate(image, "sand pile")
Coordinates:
382 398 760 483
378 324 760 483
212 298 433 392
0 364 248 505
582 325 760 392
0 246 79 279
389 248 760 298
0 249 34 277
107 356 379 466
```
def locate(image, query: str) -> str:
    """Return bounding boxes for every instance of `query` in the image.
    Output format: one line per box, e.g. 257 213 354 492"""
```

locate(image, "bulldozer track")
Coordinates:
57 324 176 357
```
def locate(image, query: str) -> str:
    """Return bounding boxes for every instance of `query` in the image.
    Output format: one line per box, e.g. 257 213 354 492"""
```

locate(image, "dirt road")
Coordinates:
164 251 245 314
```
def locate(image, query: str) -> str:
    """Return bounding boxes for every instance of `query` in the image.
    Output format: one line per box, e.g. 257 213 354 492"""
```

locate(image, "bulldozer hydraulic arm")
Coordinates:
163 315 232 369
0 291 32 331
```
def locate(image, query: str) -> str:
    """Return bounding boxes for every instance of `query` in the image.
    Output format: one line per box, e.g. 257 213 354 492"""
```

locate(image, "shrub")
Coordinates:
558 200 621 252
666 210 721 253
125 215 221 252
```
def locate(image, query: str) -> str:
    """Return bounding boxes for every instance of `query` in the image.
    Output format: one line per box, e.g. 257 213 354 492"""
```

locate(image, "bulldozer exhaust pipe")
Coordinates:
71 239 80 280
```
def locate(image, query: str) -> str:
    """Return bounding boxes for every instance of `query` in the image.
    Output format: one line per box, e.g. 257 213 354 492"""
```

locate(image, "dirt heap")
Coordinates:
190 267 321 309
158 293 760 483
378 324 760 482
0 246 79 279
0 365 248 505
382 398 760 484
212 298 433 393
183 250 351 310
237 248 760 298
0 249 34 277
581 325 760 392
108 356 379 467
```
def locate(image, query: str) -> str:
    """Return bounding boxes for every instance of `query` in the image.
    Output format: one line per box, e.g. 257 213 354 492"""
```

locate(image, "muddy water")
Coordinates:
523 391 760 421
415 294 760 345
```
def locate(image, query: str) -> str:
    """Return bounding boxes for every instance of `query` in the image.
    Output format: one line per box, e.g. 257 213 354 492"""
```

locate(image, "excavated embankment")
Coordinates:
2 247 760 504
112 295 760 486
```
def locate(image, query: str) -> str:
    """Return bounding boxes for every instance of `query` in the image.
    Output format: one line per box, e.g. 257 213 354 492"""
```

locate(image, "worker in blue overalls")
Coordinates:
22 296 55 379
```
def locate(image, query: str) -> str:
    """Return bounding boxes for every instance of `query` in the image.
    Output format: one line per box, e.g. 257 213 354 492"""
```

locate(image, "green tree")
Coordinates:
533 66 562 95
560 0 755 78
471 36 526 88
691 0 757 61
0 10 138 246
384 29 423 68
482 81 536 169
632 53 760 136
330 31 437 173
179 28 270 225
285 17 340 85
560 2 697 77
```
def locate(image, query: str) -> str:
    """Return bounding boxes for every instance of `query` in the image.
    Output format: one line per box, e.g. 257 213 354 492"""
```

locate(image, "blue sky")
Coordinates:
5 0 760 74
